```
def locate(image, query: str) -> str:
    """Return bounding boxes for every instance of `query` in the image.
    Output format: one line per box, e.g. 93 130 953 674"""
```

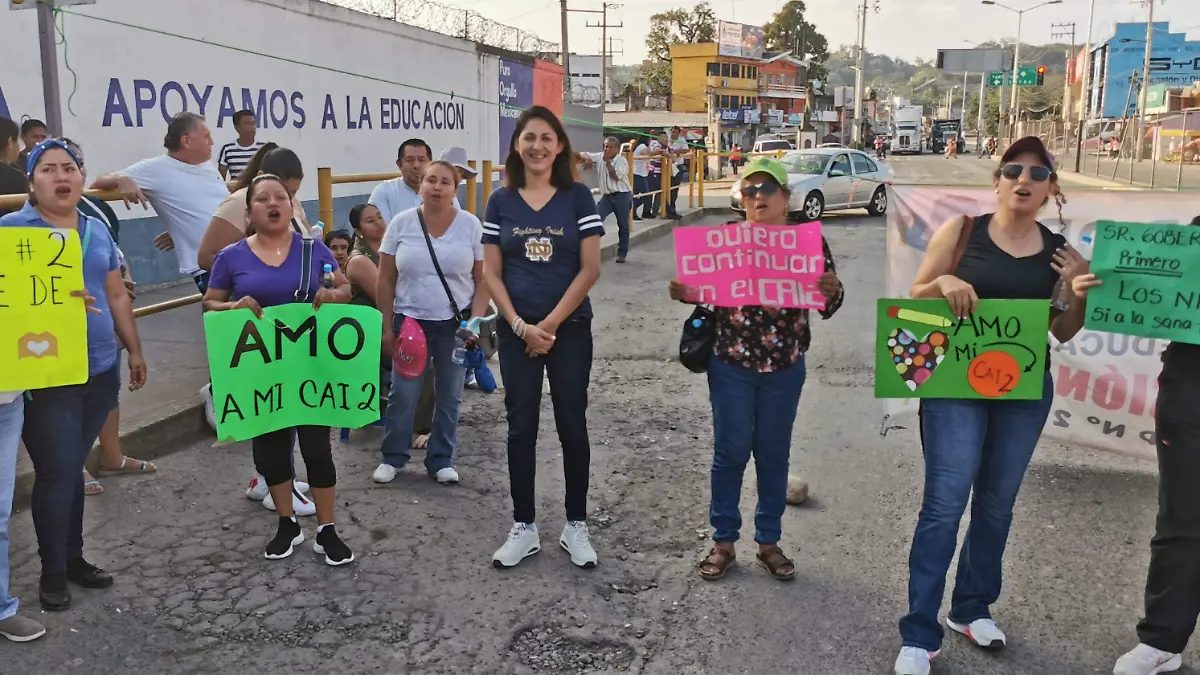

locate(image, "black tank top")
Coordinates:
953 214 1066 300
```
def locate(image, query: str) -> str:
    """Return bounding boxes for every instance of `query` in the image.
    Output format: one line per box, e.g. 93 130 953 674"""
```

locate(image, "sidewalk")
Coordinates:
11 202 723 509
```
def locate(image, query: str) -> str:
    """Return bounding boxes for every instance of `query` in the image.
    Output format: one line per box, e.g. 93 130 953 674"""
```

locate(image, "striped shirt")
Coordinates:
217 140 263 180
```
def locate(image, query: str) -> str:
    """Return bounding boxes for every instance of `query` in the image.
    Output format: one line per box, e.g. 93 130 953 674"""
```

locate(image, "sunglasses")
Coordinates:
999 164 1053 182
739 181 781 200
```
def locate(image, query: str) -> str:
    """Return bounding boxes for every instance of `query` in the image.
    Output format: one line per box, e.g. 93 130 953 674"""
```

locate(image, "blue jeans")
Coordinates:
899 371 1054 651
707 356 807 544
0 397 23 620
632 175 651 218
22 366 120 574
380 314 465 474
597 191 632 257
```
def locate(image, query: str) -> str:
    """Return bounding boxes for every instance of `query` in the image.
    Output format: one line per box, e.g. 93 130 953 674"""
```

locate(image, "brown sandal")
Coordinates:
756 545 796 581
698 547 736 580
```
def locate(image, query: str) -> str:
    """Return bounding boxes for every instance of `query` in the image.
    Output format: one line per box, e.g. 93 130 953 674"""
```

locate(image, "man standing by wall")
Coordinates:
15 119 46 171
666 126 689 220
576 137 633 262
216 110 263 181
629 137 651 222
369 138 459 225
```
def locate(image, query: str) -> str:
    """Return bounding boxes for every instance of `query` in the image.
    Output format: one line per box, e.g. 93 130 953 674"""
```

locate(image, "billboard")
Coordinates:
935 48 1012 73
498 59 533 161
1098 22 1200 118
717 21 764 60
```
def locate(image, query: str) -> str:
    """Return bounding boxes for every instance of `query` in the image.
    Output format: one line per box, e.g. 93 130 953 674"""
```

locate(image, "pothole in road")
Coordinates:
513 625 635 673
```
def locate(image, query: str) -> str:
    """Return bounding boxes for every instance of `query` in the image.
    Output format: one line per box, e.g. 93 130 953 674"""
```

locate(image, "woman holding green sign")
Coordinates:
1082 216 1200 675
893 137 1093 675
203 173 356 566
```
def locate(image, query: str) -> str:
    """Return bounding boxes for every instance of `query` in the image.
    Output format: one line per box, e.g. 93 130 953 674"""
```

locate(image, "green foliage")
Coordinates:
642 2 718 97
762 1 830 82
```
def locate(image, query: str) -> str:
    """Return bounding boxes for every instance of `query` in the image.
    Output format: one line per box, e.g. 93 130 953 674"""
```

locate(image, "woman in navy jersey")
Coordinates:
893 136 1091 675
482 106 604 570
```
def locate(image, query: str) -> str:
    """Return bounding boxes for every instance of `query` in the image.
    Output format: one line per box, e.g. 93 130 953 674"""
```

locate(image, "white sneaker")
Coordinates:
373 464 397 483
435 467 459 485
946 617 1007 650
894 646 938 675
247 474 308 501
492 523 541 568
1113 643 1183 675
262 486 316 517
465 371 477 389
200 384 217 431
559 521 597 568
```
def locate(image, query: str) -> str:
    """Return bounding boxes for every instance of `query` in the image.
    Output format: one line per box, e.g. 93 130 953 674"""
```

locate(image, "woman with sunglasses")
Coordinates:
203 174 355 565
0 140 146 610
1075 216 1200 675
893 136 1091 675
668 157 843 582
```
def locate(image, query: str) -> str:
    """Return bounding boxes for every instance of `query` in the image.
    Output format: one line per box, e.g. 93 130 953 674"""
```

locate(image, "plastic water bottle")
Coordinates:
320 263 335 289
452 321 473 366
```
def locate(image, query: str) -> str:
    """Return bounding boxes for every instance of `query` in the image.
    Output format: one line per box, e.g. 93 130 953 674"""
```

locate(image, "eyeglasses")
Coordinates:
739 181 781 200
999 164 1053 182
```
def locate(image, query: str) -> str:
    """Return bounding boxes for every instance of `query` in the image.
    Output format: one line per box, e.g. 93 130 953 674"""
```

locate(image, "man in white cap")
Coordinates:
438 146 477 211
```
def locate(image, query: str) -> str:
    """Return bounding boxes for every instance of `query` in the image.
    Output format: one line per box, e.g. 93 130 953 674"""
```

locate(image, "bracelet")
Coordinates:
512 317 526 338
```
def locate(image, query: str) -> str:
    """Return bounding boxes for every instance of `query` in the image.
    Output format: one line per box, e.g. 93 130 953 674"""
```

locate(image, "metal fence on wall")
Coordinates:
564 103 603 190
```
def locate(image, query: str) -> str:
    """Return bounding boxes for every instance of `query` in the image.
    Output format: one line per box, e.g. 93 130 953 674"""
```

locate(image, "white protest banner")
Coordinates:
884 186 1200 461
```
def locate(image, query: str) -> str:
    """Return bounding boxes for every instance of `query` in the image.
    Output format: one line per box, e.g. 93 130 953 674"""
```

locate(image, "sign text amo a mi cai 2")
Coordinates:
101 79 467 131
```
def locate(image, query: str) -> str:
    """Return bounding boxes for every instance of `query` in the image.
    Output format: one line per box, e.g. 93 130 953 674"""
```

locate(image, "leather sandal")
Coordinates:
698 547 736 581
756 545 796 581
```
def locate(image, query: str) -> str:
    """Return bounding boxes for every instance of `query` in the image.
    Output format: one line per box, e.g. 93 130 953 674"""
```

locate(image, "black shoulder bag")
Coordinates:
416 207 467 323
679 303 716 373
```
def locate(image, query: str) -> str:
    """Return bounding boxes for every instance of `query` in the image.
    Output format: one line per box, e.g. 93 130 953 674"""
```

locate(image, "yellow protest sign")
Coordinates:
0 227 89 390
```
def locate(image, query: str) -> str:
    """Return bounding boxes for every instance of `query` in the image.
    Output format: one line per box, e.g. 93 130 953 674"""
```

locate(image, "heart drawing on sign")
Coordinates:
887 328 949 392
17 332 59 359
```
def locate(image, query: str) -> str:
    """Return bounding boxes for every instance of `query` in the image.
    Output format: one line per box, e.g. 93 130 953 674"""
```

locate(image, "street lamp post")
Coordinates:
982 0 1063 143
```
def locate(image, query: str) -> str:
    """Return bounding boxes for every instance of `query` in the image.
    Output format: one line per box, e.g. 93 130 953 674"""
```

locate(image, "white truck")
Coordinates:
891 105 923 155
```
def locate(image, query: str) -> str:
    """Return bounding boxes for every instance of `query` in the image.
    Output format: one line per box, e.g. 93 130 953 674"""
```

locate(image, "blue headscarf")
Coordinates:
25 139 82 179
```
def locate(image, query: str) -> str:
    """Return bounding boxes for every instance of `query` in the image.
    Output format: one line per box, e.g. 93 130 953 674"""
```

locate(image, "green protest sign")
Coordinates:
1085 220 1200 345
203 304 383 442
875 299 1050 400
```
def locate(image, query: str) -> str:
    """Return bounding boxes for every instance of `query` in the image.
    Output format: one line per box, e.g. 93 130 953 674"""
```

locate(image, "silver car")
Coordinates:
730 148 895 222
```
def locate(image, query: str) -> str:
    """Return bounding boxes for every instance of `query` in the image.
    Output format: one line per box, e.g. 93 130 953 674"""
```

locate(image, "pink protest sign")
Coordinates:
673 221 826 309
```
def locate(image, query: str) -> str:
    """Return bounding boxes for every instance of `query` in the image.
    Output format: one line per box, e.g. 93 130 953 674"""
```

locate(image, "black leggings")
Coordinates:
257 426 336 489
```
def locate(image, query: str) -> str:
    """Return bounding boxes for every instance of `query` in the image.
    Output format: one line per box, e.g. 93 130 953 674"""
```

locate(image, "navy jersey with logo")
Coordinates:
482 182 604 323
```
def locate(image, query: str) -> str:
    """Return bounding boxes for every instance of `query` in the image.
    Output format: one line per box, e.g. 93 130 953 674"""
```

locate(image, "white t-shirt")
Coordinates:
631 144 650 177
379 207 483 320
670 139 689 174
119 155 229 275
368 178 460 226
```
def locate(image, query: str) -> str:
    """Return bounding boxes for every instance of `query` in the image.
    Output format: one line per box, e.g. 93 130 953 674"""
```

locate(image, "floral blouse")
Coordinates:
713 235 844 373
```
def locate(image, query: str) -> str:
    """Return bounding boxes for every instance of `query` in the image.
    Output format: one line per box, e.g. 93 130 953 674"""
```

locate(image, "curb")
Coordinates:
11 206 731 511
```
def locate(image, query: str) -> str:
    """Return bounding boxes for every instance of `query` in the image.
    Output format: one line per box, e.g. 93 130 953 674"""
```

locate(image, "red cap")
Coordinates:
392 316 428 379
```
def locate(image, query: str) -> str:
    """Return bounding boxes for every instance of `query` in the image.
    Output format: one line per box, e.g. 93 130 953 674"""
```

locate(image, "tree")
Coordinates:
763 1 830 83
642 3 717 98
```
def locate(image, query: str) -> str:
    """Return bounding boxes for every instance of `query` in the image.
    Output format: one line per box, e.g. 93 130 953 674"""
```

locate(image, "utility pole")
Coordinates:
852 0 868 146
977 72 987 148
560 0 571 103
1134 0 1161 162
36 1 64 137
585 3 622 105
1051 22 1076 127
1073 0 1097 172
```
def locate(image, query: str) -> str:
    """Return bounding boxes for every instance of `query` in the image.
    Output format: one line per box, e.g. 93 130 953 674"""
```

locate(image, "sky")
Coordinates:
438 0 1200 66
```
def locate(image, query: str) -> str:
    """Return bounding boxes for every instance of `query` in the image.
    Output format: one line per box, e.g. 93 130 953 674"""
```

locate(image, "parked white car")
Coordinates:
730 148 895 222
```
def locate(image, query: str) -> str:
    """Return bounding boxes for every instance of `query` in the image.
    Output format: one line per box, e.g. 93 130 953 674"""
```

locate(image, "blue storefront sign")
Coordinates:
1096 22 1200 119
498 59 534 160
717 108 743 122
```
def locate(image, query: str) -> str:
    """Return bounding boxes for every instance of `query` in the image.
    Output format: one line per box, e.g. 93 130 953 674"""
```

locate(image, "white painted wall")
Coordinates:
0 0 496 202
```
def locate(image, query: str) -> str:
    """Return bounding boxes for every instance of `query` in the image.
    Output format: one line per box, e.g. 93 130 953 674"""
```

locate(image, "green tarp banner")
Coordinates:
875 298 1050 400
1085 220 1200 345
203 304 383 442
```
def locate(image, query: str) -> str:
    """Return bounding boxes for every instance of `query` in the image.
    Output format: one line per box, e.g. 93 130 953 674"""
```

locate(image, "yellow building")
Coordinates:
669 43 760 114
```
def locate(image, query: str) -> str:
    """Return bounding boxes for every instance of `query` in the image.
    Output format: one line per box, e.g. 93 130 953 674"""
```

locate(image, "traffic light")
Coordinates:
1036 66 1046 86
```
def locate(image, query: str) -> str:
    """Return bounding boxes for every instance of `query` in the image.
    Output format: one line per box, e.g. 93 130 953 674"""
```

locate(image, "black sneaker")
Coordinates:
38 573 70 612
66 557 113 588
313 525 355 566
265 516 304 560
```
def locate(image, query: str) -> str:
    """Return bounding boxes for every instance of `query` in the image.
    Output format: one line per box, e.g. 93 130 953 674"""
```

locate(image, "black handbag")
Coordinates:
679 305 716 373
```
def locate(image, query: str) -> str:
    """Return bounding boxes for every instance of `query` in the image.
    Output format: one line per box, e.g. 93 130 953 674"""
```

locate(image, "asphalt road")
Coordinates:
3 154 1183 674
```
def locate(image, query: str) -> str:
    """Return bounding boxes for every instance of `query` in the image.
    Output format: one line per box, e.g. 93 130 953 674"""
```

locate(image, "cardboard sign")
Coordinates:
203 304 383 442
673 221 825 309
0 227 88 390
1085 220 1200 345
875 299 1051 400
